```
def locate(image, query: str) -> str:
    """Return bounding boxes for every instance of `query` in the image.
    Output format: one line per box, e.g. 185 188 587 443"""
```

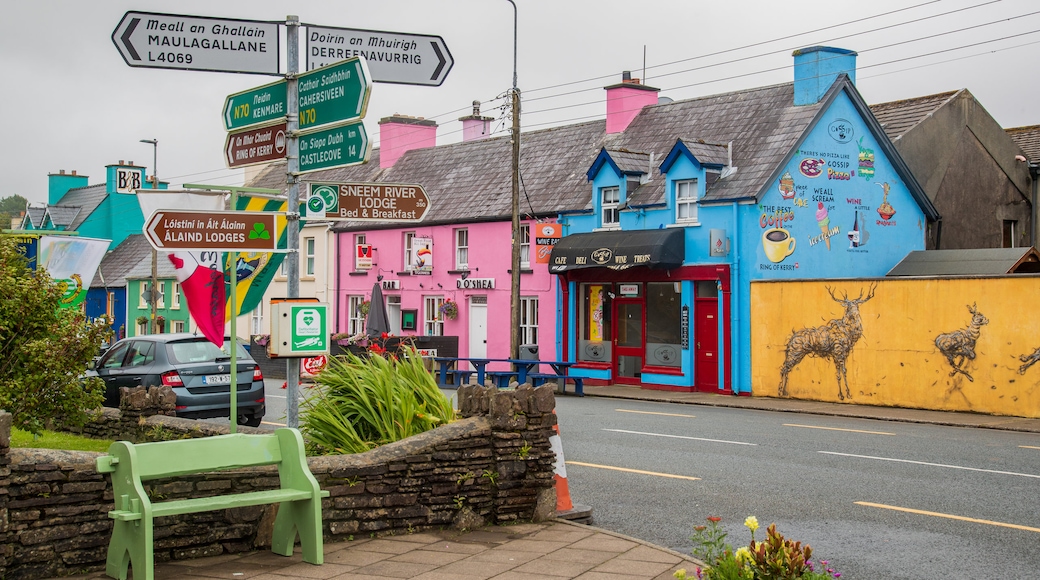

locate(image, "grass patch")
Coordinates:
11 428 113 452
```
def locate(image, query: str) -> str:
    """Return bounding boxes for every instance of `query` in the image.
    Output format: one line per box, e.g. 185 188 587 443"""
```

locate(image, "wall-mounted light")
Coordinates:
460 271 469 280
437 283 443 289
377 274 384 281
419 283 424 289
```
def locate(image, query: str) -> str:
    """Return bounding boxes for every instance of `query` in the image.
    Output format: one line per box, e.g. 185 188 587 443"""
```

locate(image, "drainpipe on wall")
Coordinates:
1031 163 1039 248
731 202 741 395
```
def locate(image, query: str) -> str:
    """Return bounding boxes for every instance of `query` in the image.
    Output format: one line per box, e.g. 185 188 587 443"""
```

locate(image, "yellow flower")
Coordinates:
673 569 688 580
743 516 759 532
735 546 753 563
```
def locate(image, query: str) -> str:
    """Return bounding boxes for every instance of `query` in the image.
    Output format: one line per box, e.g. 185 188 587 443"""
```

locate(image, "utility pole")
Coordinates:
506 0 521 360
141 138 159 334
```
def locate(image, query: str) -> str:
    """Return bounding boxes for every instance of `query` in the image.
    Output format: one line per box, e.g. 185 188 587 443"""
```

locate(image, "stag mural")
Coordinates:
934 303 988 382
1018 347 1040 375
778 283 877 401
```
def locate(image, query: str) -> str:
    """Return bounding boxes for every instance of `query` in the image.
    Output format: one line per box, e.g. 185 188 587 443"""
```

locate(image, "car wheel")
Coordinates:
240 414 263 428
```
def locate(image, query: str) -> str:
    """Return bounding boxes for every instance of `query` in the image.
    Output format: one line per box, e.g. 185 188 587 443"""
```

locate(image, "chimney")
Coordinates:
792 46 857 106
47 169 89 205
604 71 660 134
378 115 438 168
459 100 495 142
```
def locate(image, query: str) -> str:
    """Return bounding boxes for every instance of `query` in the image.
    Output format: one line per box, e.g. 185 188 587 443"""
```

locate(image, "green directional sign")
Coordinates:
297 57 371 130
298 120 370 173
223 80 287 131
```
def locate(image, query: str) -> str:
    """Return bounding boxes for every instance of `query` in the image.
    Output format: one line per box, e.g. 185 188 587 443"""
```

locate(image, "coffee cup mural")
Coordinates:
762 227 796 263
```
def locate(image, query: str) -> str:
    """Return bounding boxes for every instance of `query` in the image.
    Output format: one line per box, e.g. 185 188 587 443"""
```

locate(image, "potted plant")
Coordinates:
439 299 458 320
332 332 365 347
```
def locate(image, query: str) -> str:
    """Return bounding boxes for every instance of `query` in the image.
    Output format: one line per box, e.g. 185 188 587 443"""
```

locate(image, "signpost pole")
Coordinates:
285 16 302 429
229 188 238 434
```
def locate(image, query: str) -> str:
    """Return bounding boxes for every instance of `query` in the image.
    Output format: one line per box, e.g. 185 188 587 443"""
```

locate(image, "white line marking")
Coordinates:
616 408 696 418
604 428 757 446
785 423 895 435
820 451 1040 479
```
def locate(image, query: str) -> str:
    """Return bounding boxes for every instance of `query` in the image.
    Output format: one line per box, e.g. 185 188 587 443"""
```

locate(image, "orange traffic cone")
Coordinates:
550 410 592 522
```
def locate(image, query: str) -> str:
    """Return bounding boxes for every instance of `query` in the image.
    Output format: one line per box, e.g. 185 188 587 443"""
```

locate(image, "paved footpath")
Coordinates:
62 520 700 580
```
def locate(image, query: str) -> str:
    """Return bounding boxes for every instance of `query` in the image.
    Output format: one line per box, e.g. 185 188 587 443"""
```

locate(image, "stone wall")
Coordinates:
0 383 558 580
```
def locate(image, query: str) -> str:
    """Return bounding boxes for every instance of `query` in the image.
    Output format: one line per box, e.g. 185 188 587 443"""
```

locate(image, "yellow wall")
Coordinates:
751 277 1040 418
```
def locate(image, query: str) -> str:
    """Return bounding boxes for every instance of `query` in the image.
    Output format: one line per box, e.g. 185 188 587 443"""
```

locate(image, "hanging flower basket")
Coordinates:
359 300 371 316
439 300 458 320
135 315 149 326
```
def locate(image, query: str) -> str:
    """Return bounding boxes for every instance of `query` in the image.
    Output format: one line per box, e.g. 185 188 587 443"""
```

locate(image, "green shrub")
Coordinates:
301 347 456 454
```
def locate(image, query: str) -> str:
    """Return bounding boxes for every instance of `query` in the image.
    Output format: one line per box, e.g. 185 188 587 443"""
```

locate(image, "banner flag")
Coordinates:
138 191 226 346
223 195 291 319
37 236 110 309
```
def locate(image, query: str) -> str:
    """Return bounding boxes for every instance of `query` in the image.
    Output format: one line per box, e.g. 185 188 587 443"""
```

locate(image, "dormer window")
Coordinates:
601 186 620 228
676 179 699 224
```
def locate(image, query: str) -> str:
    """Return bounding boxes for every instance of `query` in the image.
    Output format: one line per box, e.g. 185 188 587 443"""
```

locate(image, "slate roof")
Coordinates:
869 90 959 141
124 254 178 280
246 74 937 227
52 184 108 231
91 234 153 288
23 204 46 228
1006 125 1040 162
679 140 730 167
887 247 1040 276
44 205 81 228
608 149 652 175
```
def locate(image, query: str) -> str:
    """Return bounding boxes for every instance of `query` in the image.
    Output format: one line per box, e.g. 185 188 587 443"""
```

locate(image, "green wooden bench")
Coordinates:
95 428 329 580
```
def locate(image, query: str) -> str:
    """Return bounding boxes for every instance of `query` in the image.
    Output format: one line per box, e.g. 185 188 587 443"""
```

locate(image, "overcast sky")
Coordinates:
3 0 1037 206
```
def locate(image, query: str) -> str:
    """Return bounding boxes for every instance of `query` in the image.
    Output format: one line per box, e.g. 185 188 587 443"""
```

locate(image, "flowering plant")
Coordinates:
674 516 840 580
252 334 270 346
439 299 458 320
331 331 367 346
359 300 371 316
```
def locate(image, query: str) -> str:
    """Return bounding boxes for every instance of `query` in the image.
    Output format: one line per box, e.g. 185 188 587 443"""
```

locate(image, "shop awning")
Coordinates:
548 228 685 273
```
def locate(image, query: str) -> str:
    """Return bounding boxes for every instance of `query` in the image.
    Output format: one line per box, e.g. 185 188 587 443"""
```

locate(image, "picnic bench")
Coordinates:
95 428 329 580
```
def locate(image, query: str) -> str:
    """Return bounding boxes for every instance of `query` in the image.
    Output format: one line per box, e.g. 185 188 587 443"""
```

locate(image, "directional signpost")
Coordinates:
297 57 371 129
223 80 287 131
298 121 370 174
306 25 453 86
112 11 281 75
144 210 286 252
305 182 431 222
225 122 288 168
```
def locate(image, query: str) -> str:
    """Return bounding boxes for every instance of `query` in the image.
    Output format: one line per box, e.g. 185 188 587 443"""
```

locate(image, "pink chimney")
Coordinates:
604 71 660 134
459 100 494 142
378 115 438 168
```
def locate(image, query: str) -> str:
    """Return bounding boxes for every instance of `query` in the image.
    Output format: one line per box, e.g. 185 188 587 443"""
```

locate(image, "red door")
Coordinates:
613 299 644 384
694 298 719 390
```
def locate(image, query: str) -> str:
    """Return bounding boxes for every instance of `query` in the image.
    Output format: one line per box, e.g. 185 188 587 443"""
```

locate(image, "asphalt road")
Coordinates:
553 395 1040 580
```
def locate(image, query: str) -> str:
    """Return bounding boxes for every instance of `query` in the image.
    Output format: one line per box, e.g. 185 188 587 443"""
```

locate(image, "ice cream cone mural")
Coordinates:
816 202 831 250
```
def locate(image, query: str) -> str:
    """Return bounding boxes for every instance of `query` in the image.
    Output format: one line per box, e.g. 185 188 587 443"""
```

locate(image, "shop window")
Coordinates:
645 282 682 367
349 295 366 334
578 283 612 362
424 296 445 336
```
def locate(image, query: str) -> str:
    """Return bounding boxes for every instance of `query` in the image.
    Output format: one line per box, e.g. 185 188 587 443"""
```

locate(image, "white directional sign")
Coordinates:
112 11 281 75
306 25 453 86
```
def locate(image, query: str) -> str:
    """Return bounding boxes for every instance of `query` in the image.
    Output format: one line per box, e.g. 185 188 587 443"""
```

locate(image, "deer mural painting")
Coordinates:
778 283 876 401
935 303 989 382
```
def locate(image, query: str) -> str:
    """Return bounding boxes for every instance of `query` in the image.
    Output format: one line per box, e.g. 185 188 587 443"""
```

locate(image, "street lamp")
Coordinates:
140 138 159 334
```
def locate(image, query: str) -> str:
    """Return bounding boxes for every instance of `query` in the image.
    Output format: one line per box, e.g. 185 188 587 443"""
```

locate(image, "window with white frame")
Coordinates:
138 281 165 308
520 296 538 345
424 296 444 336
601 186 620 228
304 237 315 276
676 179 699 223
519 224 531 268
173 320 185 333
404 231 416 271
250 301 264 335
137 319 148 335
349 295 366 334
354 234 367 270
171 281 181 309
455 228 469 270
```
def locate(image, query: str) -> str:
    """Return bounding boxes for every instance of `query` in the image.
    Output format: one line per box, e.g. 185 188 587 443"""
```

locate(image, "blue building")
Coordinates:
549 47 938 393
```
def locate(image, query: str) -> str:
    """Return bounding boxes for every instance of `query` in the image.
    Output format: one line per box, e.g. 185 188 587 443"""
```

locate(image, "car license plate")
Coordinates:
202 374 231 385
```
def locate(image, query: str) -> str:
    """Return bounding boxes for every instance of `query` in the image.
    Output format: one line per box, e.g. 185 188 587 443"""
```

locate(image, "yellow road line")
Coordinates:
567 461 700 481
785 423 895 435
1021 445 1040 450
855 501 1040 533
616 408 696 418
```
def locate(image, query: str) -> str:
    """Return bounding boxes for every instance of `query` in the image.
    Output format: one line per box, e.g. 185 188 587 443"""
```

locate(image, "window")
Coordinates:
520 296 538 345
455 228 469 270
1003 220 1018 248
138 281 164 309
171 281 181 309
250 301 264 335
645 282 682 367
156 281 165 309
304 237 315 276
137 319 148 335
424 296 444 336
578 284 612 362
676 179 699 223
126 340 155 368
601 187 620 228
404 231 416 271
354 234 367 270
173 320 185 333
348 296 366 334
519 224 531 268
